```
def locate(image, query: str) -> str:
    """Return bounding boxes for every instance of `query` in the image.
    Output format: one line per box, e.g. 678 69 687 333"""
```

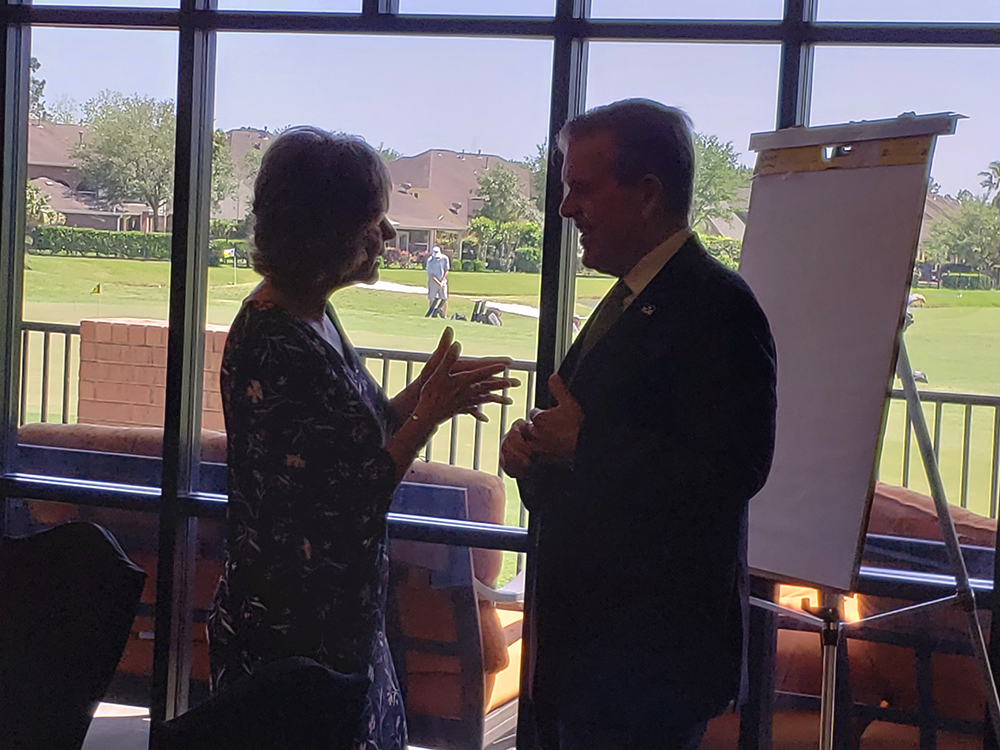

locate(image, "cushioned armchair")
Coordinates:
15 422 524 749
0 522 146 750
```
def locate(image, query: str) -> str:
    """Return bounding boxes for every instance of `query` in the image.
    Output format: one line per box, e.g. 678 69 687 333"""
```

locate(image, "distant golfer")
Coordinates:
425 245 450 318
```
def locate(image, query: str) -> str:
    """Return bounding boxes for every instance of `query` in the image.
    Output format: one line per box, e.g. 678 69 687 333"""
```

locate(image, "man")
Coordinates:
501 99 777 749
425 245 450 318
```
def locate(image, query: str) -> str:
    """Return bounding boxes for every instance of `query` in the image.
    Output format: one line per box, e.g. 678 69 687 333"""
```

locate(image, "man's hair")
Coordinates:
251 126 390 292
557 99 695 218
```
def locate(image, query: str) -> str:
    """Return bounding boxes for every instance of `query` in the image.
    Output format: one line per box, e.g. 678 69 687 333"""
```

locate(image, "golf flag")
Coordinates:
222 247 235 258
91 283 102 295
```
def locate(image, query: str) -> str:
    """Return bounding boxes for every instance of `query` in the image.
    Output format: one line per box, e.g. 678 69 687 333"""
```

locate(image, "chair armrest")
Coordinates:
474 569 525 606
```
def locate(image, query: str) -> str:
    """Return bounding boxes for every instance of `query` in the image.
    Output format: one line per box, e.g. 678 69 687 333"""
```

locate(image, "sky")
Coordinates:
27 0 1000 197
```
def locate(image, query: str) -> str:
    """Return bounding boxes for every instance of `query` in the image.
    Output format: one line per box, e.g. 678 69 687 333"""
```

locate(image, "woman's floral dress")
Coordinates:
207 299 407 750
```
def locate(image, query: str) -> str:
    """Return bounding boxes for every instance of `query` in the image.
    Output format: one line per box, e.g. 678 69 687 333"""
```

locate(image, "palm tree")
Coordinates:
979 160 1000 208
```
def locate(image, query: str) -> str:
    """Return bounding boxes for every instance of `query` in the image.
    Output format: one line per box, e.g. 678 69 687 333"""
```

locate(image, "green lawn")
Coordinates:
18 256 1000 579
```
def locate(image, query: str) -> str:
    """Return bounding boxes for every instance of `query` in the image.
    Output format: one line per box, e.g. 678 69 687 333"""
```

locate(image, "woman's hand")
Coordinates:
391 328 518 425
386 328 518 481
414 330 519 425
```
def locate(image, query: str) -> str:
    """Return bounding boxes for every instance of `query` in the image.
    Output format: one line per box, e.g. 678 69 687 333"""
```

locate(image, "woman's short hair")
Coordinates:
557 99 695 219
251 126 390 291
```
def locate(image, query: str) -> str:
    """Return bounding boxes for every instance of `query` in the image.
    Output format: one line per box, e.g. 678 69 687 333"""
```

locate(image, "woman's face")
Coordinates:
337 194 397 289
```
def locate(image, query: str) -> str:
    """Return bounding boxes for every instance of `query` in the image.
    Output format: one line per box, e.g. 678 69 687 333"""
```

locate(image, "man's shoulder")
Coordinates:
644 238 770 332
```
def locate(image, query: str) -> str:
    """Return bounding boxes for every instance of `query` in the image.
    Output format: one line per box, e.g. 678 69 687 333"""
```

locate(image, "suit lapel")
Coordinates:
560 238 703 393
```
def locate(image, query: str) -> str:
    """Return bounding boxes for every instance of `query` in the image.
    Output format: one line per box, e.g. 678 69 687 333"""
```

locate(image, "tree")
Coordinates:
522 140 548 212
239 141 265 197
26 182 65 228
980 160 1000 208
74 91 176 233
29 57 48 121
469 216 539 271
47 95 80 125
377 142 402 162
211 129 237 212
475 162 533 224
923 193 1000 275
690 133 752 232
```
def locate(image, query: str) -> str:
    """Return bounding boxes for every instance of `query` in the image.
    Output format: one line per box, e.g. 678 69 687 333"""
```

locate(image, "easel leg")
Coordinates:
834 627 854 750
817 596 840 750
895 336 1000 742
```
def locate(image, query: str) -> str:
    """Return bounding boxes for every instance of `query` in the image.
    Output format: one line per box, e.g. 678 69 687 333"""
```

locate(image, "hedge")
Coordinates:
941 272 993 290
27 225 253 267
700 234 741 271
513 245 541 273
29 226 172 260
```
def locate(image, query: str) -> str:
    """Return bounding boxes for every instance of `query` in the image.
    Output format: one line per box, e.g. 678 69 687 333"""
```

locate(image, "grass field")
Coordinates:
18 256 1000 575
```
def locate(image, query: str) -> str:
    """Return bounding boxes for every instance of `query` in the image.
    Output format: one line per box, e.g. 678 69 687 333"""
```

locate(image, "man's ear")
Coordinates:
639 174 666 218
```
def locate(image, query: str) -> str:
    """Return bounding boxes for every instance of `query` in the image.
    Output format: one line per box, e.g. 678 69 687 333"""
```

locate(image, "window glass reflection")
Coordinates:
811 46 1000 516
589 0 782 20
19 28 178 486
206 33 553 521
581 42 780 331
817 0 1000 22
400 0 554 14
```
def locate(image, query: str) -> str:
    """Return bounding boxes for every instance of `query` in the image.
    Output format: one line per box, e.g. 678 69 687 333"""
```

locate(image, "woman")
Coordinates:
207 127 517 750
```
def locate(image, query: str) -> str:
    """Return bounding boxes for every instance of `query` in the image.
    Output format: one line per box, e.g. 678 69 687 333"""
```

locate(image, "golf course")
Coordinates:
20 255 1000 536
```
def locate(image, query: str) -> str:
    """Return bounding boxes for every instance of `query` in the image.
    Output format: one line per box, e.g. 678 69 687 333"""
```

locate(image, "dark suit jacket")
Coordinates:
520 236 777 730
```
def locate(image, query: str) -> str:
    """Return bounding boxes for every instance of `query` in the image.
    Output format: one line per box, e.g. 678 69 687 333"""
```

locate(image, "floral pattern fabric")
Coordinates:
207 299 406 750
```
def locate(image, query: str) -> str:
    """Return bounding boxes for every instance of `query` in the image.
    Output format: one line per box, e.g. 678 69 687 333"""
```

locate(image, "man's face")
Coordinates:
559 131 647 277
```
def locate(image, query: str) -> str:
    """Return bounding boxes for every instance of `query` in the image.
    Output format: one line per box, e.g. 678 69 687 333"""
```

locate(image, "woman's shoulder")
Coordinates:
227 298 323 363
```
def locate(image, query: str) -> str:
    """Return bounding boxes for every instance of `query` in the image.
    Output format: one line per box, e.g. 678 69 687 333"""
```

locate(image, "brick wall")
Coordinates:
77 318 229 431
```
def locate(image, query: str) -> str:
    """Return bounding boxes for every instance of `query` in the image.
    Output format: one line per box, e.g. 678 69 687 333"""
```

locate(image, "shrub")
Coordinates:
382 247 412 268
208 239 252 268
461 259 485 272
941 272 993 290
700 234 741 271
209 218 240 241
29 226 172 260
513 245 541 273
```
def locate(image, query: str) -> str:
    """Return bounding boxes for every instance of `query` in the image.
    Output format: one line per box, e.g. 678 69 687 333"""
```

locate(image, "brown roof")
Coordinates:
225 128 271 178
386 149 532 231
30 177 117 216
919 192 962 245
388 186 466 232
30 177 147 217
27 120 87 168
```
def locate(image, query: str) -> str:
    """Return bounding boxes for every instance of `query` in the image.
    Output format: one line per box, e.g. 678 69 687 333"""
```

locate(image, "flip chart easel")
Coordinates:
737 113 1000 748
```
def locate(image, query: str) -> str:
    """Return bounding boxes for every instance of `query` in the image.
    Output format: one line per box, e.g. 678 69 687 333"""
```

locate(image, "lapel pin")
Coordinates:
641 304 656 316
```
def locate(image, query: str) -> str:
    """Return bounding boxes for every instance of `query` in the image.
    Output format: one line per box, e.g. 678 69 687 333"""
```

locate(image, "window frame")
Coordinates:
3 0 1000 741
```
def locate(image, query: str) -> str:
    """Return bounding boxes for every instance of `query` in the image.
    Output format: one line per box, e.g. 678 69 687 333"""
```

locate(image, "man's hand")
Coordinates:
500 419 534 478
528 374 583 465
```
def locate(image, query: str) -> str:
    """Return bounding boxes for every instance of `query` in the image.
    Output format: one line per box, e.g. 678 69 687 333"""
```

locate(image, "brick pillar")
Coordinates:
77 318 228 431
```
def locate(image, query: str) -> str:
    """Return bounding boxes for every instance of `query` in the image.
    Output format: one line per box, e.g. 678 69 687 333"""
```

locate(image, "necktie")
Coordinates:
574 278 632 366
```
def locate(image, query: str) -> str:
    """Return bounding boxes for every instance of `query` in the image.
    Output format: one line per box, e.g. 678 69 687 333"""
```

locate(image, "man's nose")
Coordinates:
381 218 397 242
559 190 574 219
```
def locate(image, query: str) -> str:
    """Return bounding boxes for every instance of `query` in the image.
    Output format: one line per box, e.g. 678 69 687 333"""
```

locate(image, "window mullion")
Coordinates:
151 0 216 726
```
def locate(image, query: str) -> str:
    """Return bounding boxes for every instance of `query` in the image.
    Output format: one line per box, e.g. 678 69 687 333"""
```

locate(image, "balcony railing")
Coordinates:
16 320 1000 519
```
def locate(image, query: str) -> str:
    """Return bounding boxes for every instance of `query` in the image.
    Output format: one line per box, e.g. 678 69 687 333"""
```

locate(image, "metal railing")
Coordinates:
18 321 80 426
887 388 1000 516
16 320 1000 518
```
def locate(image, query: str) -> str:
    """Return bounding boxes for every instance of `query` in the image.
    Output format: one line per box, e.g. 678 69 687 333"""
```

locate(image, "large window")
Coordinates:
17 27 178 485
205 35 554 554
2 2 999 748
812 46 1000 516
581 40 781 326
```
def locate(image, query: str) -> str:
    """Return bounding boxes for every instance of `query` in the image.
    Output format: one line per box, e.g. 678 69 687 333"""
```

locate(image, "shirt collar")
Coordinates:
621 227 693 306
